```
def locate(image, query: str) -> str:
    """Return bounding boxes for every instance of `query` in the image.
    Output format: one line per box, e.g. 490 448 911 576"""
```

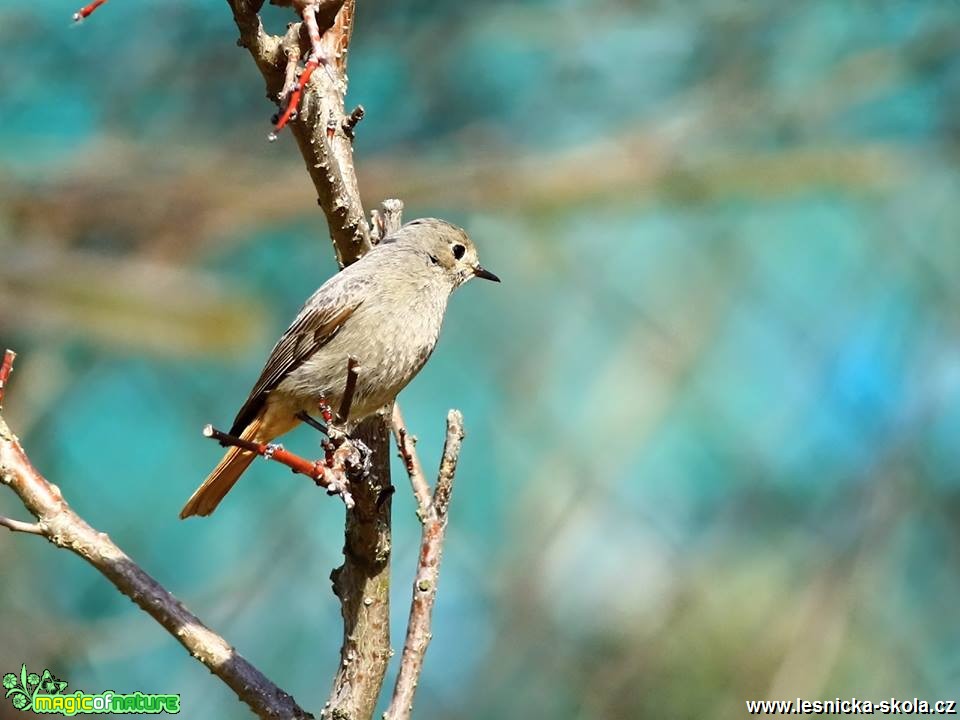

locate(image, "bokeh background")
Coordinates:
2 0 960 717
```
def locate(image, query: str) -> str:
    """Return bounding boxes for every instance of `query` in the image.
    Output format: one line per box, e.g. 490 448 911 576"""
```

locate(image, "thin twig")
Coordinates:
335 356 360 426
391 405 430 516
205 425 324 480
433 412 464 516
384 410 465 720
0 349 15 409
72 0 108 22
0 515 44 535
271 58 319 140
203 424 354 508
0 355 311 719
342 105 364 139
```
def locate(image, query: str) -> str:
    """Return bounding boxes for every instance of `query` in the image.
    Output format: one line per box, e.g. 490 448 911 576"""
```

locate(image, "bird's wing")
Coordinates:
229 285 363 435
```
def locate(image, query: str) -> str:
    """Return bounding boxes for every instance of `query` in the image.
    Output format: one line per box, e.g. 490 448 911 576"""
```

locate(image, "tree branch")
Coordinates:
323 414 392 720
228 0 371 266
385 410 465 720
0 353 312 720
227 5 396 717
391 405 431 517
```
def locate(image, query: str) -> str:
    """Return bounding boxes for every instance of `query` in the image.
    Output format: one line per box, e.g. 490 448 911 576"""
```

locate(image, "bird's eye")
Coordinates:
429 254 440 265
452 244 466 260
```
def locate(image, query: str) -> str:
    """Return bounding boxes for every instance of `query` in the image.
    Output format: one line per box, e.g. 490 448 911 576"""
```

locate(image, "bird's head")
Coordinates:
394 218 500 288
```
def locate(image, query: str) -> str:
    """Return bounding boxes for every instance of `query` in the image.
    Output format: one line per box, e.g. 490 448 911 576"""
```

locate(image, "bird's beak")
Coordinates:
474 265 501 283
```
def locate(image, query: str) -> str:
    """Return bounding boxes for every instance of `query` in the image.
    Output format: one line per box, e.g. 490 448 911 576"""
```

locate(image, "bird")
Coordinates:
179 218 499 518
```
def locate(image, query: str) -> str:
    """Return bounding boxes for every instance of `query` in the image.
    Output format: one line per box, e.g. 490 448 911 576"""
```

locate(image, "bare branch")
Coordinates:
228 1 284 73
325 414 392 720
433 411 465 518
342 105 365 139
296 410 329 436
385 410 465 720
391 404 431 517
0 383 313 719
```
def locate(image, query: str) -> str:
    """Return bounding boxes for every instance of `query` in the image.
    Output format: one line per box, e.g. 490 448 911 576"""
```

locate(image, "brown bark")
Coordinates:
323 415 393 720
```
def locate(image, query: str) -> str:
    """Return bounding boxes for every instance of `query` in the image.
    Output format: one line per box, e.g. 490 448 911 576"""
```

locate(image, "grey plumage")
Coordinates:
180 217 499 518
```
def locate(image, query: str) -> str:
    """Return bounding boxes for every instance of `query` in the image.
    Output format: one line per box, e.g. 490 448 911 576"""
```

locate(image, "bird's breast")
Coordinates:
276 288 447 424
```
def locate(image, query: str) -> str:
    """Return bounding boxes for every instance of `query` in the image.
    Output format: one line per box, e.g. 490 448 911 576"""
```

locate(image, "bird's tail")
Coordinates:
180 413 264 519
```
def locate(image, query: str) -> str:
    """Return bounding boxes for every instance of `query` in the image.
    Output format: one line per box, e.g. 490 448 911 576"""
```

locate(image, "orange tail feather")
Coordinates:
180 414 264 519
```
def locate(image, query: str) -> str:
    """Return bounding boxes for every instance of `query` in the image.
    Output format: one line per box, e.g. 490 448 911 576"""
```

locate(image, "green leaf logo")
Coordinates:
3 663 34 712
2 664 68 712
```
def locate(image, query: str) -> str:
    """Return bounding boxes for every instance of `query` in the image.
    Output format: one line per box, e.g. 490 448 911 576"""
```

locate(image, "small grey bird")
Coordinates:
180 218 499 518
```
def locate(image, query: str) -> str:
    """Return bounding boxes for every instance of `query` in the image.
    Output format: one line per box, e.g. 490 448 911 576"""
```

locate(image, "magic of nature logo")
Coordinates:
3 664 180 715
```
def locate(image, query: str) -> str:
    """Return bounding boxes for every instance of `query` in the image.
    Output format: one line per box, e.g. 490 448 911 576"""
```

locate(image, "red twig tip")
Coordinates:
269 59 319 141
73 0 108 22
0 349 16 408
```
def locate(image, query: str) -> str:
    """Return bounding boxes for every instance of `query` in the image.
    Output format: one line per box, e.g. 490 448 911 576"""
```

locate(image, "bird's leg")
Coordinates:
295 410 329 436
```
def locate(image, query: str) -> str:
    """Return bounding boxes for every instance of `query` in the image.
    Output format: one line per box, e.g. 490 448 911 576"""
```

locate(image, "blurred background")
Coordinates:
2 0 960 717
